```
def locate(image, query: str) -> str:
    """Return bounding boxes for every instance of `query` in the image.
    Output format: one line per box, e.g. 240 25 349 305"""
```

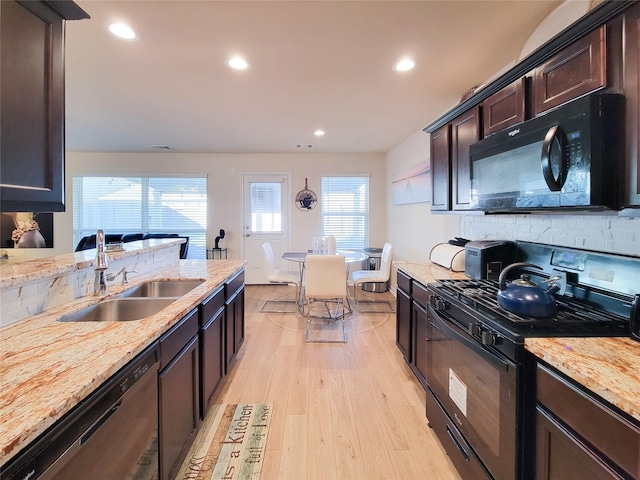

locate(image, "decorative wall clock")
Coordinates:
295 178 317 211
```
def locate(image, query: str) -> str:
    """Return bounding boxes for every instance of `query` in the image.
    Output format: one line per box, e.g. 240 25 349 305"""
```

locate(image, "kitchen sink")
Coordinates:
58 298 176 322
119 280 204 298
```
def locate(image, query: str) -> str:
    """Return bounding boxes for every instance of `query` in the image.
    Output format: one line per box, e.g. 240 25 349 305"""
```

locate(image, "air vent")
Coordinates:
148 145 174 150
296 144 313 149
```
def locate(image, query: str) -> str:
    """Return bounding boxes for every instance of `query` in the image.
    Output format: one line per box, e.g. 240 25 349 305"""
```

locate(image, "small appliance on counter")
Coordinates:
429 243 465 272
464 239 517 281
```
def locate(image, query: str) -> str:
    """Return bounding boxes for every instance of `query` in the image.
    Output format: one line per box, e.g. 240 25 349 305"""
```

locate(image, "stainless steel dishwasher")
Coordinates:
2 343 160 480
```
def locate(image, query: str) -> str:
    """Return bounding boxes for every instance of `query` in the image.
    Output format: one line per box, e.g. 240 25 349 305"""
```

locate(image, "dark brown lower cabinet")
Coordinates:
200 286 225 419
410 280 429 389
411 300 428 389
396 286 411 362
225 270 245 372
233 286 245 354
159 309 200 480
535 363 640 480
535 407 622 480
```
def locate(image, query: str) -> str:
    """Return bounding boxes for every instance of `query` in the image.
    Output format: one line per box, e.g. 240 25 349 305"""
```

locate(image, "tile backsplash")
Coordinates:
460 213 640 257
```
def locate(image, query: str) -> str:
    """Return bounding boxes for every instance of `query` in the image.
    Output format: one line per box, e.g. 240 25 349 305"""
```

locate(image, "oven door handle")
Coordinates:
428 310 510 371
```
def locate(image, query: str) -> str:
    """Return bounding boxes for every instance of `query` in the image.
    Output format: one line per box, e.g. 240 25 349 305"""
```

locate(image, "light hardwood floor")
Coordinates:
214 285 461 480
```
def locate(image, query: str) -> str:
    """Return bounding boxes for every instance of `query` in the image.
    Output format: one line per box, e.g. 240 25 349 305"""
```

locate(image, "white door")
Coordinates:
242 173 291 284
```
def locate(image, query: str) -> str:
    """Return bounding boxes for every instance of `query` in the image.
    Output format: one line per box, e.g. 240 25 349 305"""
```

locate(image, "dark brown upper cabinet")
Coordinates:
623 3 640 208
482 78 527 137
430 124 451 211
533 26 607 115
451 107 480 210
0 1 89 212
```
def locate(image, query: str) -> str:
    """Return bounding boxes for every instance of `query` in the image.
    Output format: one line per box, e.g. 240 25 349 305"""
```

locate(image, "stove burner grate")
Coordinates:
435 279 625 326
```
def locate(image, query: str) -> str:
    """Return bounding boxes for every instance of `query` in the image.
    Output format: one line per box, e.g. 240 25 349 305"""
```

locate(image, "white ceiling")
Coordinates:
65 0 566 155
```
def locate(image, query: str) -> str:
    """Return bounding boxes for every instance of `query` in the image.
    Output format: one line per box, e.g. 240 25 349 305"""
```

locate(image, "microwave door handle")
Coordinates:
541 125 564 191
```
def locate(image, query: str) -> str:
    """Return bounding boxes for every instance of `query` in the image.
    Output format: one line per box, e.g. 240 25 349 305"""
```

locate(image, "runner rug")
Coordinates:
177 403 273 480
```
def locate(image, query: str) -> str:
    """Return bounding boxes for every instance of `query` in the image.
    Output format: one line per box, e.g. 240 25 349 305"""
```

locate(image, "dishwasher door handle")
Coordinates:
80 399 123 445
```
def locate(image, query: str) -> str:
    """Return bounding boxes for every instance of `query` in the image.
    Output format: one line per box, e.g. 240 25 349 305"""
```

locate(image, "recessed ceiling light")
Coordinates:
227 56 250 70
393 58 415 72
108 23 138 40
314 130 325 136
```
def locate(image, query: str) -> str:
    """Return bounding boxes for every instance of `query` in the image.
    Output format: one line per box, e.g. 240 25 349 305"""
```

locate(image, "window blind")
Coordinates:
72 176 207 258
321 176 369 250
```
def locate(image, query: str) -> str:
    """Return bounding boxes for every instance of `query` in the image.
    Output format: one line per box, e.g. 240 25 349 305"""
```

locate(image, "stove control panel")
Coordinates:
469 322 503 346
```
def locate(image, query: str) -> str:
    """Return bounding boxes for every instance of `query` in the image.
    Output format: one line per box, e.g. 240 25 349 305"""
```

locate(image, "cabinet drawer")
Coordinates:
200 286 224 325
397 271 412 295
426 389 489 479
226 269 244 301
412 281 429 309
537 364 640 478
160 308 198 368
482 77 527 136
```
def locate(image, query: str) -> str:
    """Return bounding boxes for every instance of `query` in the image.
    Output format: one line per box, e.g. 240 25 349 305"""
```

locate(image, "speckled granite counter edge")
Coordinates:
526 337 640 423
394 260 468 286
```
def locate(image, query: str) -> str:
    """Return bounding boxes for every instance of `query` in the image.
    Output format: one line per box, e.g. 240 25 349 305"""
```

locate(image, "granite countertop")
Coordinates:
525 337 640 423
394 260 468 285
0 259 244 467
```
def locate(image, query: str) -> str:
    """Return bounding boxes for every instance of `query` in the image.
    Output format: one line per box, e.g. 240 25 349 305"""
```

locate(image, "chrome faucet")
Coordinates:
94 229 109 295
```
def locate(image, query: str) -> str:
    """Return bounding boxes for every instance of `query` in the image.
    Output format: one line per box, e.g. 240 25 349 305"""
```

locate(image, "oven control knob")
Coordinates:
469 323 483 337
481 330 502 346
430 295 447 311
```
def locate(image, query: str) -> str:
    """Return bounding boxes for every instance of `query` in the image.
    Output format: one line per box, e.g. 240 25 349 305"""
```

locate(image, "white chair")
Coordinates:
261 242 302 309
304 254 348 342
351 242 394 305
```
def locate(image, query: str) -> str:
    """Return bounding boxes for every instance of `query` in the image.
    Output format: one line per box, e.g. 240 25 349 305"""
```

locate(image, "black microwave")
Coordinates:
469 93 623 212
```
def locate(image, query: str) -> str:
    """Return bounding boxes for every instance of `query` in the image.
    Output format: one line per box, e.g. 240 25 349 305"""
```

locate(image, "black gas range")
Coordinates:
424 241 639 480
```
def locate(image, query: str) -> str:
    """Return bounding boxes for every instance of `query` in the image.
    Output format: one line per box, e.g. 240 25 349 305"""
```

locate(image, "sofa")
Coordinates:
75 233 189 259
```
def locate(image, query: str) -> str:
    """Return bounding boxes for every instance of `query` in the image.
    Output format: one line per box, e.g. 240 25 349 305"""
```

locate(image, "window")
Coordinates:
321 176 369 250
73 176 207 258
248 182 283 233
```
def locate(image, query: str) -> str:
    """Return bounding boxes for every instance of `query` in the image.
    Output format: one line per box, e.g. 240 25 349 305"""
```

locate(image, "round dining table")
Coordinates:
282 250 368 264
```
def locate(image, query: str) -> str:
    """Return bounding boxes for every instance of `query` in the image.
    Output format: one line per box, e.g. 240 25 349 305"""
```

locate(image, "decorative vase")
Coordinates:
16 230 46 248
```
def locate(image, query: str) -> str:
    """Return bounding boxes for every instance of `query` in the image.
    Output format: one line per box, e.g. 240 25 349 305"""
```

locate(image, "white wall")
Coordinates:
55 151 387 259
385 130 460 264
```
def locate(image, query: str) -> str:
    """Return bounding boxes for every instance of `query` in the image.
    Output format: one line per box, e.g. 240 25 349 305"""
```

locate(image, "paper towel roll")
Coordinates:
327 235 336 255
429 243 465 271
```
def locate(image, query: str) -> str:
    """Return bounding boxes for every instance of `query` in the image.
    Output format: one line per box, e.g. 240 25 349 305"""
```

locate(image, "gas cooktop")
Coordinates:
434 278 629 334
430 241 639 342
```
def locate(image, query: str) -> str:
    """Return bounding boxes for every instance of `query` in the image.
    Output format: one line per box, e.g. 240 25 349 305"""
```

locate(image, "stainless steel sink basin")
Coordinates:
59 298 176 322
119 280 204 298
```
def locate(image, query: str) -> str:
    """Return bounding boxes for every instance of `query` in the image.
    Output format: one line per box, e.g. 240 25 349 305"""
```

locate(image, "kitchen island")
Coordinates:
0 246 244 470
